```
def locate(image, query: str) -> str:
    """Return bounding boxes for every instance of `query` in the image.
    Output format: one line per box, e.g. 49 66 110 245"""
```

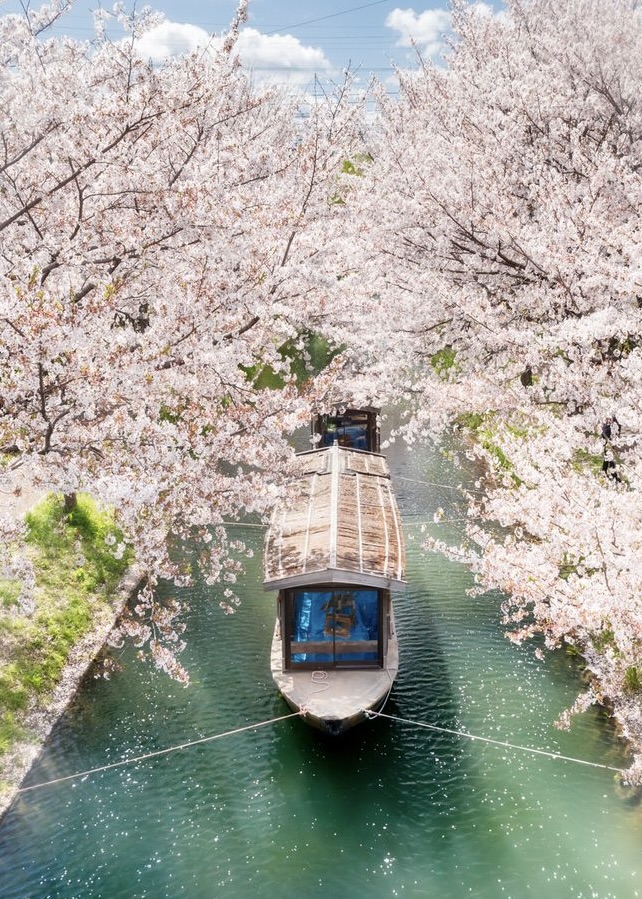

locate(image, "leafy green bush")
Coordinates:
592 624 618 654
430 346 458 379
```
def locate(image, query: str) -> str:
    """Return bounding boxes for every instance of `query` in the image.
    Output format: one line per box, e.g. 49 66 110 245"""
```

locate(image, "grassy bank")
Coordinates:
0 494 132 771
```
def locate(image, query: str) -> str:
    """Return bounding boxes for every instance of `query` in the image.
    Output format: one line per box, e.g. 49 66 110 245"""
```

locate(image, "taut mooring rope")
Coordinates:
17 704 625 799
365 710 624 774
16 711 301 795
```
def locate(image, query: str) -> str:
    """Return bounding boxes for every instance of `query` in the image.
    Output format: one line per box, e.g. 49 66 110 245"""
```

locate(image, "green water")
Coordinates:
0 435 640 898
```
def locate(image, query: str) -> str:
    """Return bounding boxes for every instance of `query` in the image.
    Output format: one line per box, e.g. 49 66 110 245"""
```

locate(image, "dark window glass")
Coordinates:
316 410 376 451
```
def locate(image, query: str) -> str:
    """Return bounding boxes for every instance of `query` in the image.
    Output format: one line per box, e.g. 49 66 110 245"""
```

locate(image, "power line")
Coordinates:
265 0 396 36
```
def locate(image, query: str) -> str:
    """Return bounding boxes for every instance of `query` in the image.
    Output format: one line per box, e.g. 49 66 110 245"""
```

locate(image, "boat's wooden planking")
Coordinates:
264 445 406 591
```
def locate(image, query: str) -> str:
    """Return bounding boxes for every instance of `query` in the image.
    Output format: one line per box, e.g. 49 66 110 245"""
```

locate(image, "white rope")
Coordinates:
17 705 623 797
366 710 624 773
16 711 302 795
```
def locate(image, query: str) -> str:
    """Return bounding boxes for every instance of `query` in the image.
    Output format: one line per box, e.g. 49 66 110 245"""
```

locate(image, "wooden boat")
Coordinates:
263 409 407 735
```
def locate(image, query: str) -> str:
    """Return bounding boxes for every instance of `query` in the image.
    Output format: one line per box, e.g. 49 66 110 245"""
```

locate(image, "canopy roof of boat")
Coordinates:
263 445 406 592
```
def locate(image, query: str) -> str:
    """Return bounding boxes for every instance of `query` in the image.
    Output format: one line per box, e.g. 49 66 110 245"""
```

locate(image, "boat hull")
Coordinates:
270 619 399 736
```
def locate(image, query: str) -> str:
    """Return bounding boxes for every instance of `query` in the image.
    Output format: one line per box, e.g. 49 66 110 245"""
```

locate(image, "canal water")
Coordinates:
0 431 640 898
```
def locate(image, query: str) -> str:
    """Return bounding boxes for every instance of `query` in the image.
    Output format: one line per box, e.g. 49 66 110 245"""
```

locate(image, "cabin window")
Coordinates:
314 409 378 452
286 587 382 669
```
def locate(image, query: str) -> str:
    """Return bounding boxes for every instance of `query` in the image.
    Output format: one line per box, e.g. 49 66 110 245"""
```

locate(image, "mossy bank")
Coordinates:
0 493 139 820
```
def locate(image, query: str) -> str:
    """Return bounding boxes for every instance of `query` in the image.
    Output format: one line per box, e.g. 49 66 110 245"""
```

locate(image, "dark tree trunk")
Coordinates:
63 492 77 513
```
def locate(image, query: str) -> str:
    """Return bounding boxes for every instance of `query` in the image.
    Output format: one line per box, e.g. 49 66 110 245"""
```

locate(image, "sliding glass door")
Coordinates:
286 586 382 668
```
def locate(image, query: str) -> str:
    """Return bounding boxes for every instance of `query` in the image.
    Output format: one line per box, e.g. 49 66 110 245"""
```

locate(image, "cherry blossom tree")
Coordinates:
342 0 642 779
8 0 642 782
0 0 367 680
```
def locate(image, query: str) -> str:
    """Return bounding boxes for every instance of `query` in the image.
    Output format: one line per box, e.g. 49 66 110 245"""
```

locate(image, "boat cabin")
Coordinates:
311 407 380 453
266 446 402 670
264 440 406 731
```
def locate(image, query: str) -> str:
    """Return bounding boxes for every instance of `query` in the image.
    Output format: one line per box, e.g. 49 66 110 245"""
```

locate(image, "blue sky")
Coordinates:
1 1 504 90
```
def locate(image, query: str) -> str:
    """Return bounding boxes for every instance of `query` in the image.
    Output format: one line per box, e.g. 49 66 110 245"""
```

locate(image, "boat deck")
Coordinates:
270 623 399 734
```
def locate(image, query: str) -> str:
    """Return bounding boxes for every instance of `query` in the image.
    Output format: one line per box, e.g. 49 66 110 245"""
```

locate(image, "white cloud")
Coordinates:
469 3 497 17
237 28 333 84
385 7 452 57
385 4 498 61
134 21 211 60
133 20 333 86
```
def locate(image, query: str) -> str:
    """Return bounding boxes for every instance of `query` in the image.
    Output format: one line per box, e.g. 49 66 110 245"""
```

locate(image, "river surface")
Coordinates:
0 431 640 899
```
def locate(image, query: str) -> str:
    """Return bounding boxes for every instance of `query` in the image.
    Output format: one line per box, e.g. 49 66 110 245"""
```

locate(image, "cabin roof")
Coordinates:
263 445 406 592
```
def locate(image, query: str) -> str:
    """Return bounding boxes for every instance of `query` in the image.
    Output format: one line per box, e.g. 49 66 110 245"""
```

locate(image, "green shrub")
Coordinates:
572 447 603 475
592 625 617 654
431 346 458 379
